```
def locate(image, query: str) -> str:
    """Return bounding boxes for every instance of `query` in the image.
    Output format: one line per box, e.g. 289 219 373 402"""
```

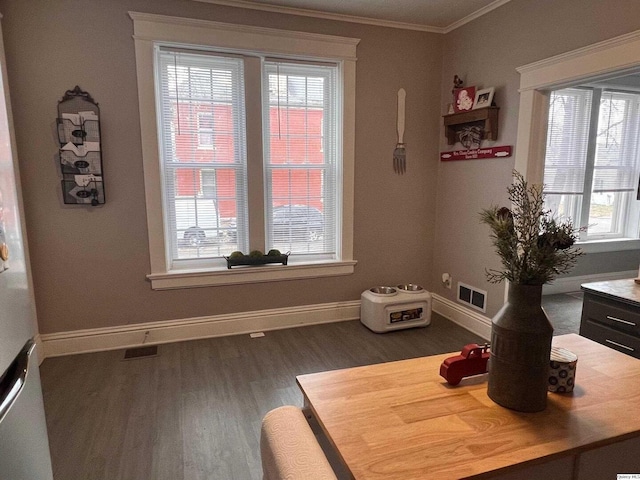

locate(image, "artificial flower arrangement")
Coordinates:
480 171 584 285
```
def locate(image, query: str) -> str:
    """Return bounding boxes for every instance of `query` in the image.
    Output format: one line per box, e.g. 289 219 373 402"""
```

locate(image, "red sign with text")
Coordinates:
440 145 512 161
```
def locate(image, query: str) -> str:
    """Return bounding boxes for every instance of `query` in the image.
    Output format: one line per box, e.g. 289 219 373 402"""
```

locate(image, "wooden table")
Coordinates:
296 334 640 480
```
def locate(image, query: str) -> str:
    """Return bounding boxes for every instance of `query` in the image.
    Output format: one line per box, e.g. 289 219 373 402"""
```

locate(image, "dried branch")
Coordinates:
479 171 584 285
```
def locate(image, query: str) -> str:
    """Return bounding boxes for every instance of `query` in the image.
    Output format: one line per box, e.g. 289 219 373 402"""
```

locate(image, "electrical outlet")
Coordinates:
442 273 452 289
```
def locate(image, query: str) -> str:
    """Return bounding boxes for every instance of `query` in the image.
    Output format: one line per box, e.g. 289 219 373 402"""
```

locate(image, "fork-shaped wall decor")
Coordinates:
393 88 406 174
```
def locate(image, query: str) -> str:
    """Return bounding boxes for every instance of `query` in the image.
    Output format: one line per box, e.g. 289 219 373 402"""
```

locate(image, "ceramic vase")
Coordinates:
487 283 553 412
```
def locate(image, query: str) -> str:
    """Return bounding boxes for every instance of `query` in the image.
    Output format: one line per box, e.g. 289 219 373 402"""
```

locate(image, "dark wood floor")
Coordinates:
40 315 483 480
542 291 584 335
40 296 582 480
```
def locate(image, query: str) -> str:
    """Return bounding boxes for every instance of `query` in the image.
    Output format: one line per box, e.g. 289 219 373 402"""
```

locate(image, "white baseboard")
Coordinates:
40 300 361 359
33 333 45 366
426 272 638 343
39 294 496 359
431 293 491 340
542 270 637 295
429 273 638 341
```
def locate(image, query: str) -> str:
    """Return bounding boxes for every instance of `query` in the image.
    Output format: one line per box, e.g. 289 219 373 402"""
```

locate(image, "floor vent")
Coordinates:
123 345 158 360
457 282 487 313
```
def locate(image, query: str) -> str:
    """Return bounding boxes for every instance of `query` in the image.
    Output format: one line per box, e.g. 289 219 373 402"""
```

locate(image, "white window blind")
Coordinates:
156 48 248 265
263 60 339 257
544 88 593 195
593 91 640 193
544 86 640 240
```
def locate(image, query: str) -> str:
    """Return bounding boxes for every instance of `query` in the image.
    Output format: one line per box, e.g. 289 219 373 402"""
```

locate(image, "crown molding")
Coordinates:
192 0 511 33
442 0 512 33
193 0 446 33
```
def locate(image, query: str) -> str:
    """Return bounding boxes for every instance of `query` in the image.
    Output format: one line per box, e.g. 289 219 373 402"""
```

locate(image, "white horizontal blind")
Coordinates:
544 88 593 195
263 60 339 256
593 90 640 193
544 85 640 239
156 48 248 265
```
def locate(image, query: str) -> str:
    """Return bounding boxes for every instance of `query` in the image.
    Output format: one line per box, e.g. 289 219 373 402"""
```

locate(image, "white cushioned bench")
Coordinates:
260 405 337 480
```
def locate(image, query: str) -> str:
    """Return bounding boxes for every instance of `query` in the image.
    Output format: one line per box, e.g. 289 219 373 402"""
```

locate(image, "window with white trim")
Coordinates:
158 50 247 261
544 86 640 241
263 60 338 256
130 12 359 289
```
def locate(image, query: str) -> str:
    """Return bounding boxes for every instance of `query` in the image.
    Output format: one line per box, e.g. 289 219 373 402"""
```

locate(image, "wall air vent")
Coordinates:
457 282 487 313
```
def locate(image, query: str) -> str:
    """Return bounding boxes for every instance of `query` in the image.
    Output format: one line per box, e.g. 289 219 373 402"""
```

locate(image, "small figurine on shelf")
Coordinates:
449 75 465 114
453 75 464 93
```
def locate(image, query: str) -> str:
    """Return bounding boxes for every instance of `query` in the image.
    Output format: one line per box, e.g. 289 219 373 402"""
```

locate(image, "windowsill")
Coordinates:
147 259 357 290
576 238 640 254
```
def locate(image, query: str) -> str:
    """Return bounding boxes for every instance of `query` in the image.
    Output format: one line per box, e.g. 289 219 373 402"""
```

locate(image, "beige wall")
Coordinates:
3 0 640 334
434 0 640 317
0 0 442 333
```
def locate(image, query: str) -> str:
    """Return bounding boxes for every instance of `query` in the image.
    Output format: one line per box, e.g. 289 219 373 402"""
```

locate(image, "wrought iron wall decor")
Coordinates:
57 86 105 206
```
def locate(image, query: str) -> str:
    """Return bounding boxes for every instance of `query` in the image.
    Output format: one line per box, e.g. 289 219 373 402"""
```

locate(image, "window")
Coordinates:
544 86 640 242
263 60 337 256
515 29 640 253
158 50 247 262
130 12 359 289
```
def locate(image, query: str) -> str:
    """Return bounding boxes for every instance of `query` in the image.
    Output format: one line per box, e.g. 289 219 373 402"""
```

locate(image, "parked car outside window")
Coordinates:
271 205 324 242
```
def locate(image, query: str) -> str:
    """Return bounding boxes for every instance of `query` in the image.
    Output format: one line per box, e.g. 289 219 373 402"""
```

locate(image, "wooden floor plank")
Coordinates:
40 309 577 480
152 343 185 480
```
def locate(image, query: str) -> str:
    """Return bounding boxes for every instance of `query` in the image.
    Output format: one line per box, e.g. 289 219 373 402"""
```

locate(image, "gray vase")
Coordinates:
487 283 553 412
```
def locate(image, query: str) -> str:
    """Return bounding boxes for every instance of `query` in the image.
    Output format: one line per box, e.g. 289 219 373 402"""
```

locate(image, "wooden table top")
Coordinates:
296 334 640 480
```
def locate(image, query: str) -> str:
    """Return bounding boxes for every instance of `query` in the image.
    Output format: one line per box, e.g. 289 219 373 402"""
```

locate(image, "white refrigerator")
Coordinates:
0 19 55 480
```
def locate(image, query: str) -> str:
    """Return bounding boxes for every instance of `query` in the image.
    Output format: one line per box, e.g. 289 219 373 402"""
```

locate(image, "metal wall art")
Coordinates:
57 86 105 206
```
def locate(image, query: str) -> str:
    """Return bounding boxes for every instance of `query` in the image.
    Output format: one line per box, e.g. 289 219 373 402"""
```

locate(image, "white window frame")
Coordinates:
130 12 359 289
262 60 338 257
515 28 640 254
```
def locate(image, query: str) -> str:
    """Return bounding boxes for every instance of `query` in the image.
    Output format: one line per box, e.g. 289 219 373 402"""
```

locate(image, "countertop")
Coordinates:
297 334 640 480
581 278 640 307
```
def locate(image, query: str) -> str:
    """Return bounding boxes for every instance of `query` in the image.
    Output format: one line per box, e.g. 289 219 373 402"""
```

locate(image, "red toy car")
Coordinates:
439 343 490 386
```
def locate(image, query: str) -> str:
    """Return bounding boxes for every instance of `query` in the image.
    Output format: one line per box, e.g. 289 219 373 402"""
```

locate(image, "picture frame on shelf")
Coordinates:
473 87 495 109
454 86 476 112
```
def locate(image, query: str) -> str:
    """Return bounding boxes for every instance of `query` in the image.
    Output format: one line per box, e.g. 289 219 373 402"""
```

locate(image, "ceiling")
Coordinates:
194 0 512 33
